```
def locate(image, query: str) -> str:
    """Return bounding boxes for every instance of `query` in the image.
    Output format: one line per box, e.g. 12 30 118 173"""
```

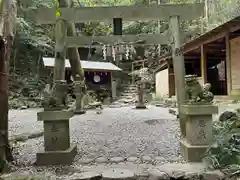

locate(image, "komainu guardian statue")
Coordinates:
185 74 214 104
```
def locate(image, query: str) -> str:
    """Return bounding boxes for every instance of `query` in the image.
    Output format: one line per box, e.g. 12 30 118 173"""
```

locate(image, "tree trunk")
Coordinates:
0 0 17 164
67 23 85 81
59 0 85 82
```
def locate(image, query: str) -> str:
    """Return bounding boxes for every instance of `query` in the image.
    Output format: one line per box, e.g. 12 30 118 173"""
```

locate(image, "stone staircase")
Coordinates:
116 84 138 104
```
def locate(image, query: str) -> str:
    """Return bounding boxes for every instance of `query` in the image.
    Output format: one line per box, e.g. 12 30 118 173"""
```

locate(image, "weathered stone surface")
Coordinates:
180 139 210 162
109 104 122 108
184 171 200 180
0 172 55 180
127 157 139 163
70 171 102 180
95 157 108 164
36 144 77 166
102 168 135 180
37 110 74 121
79 158 95 164
153 163 206 177
110 157 125 163
43 120 70 151
171 171 185 179
141 156 152 163
28 131 44 139
185 115 212 146
153 156 166 163
202 170 225 180
20 106 28 110
148 169 170 180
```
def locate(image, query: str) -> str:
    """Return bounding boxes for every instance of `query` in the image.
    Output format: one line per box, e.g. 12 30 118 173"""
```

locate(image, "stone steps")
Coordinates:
115 84 138 104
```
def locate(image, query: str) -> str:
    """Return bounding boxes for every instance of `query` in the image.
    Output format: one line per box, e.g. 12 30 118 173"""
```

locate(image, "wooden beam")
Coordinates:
66 34 170 47
26 3 204 25
200 45 207 83
184 24 240 53
225 32 232 96
184 56 224 60
133 59 148 64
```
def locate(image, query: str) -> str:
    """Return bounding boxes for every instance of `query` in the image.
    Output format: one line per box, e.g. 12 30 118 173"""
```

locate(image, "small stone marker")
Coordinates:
135 82 146 109
102 168 135 180
74 75 86 115
36 110 77 165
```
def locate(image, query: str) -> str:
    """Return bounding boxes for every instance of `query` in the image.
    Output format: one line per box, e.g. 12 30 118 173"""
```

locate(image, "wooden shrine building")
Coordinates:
155 16 240 99
42 57 122 97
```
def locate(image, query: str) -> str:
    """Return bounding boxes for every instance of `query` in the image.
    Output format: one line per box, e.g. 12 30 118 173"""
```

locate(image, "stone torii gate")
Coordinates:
23 2 204 165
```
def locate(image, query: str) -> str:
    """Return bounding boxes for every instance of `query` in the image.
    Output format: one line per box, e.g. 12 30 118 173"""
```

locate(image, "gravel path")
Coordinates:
10 105 181 166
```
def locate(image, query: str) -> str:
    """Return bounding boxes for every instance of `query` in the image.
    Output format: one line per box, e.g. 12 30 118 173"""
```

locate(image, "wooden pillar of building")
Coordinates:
225 32 232 96
200 45 207 84
169 16 186 137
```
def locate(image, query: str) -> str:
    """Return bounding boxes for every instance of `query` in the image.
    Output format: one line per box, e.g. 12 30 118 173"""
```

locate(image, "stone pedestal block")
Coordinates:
179 104 218 162
36 145 77 165
36 110 77 165
180 138 209 162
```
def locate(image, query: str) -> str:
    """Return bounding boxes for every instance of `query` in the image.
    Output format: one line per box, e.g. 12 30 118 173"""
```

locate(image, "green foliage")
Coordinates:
203 118 240 175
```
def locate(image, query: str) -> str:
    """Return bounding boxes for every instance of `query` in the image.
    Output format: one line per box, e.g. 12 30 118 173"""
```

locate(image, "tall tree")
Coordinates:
58 0 85 82
0 0 17 164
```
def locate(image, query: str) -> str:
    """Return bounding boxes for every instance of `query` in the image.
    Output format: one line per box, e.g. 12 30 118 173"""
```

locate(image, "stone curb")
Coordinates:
0 164 227 180
78 156 183 165
9 131 44 143
67 167 225 180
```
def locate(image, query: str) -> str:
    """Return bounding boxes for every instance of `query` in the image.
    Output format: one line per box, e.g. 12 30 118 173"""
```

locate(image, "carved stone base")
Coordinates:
180 139 208 162
180 104 218 146
36 144 77 165
74 109 86 115
135 103 146 109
